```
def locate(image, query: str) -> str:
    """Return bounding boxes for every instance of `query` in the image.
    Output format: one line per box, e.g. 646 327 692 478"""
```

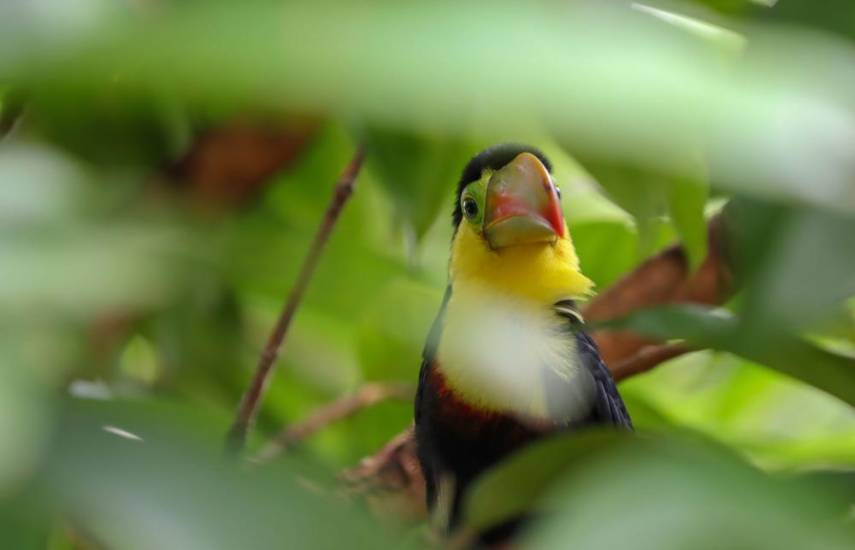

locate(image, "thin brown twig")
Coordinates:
226 146 366 452
253 383 415 463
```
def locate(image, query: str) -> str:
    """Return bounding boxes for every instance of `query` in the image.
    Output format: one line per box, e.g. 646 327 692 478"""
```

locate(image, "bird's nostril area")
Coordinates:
490 194 535 221
487 183 549 223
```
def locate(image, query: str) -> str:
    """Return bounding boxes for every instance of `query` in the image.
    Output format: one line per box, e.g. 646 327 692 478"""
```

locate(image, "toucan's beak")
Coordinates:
483 152 565 249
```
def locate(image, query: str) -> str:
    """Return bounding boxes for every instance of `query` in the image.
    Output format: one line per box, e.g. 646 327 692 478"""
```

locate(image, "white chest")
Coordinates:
436 287 594 421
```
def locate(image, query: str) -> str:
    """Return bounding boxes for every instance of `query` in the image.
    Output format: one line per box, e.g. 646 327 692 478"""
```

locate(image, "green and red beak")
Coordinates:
484 152 565 250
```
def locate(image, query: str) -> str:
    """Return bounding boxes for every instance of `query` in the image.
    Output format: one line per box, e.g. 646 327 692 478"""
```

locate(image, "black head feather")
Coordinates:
452 144 552 228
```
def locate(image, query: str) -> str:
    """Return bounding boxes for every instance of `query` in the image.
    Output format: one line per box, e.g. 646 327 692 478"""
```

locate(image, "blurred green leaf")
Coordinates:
0 144 86 226
27 89 190 166
570 218 677 289
467 429 853 547
665 172 708 269
40 399 411 550
750 0 855 38
681 0 770 14
118 335 162 386
4 1 853 210
606 305 855 407
621 351 855 469
567 221 638 289
576 159 707 265
363 128 474 244
464 431 625 531
357 278 439 381
0 499 50 550
0 222 194 317
576 162 668 258
728 200 855 334
526 435 854 549
0 364 51 498
632 2 747 53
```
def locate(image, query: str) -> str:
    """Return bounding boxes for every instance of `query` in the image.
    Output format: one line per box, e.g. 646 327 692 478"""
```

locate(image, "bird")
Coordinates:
414 143 632 536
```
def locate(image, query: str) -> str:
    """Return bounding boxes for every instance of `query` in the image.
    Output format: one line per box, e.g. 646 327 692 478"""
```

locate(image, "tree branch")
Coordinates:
611 342 692 381
253 383 414 463
584 213 732 365
340 427 427 522
226 146 366 452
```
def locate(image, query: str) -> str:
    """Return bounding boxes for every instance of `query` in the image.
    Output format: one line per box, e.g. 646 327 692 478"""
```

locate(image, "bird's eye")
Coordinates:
462 197 479 219
555 186 562 199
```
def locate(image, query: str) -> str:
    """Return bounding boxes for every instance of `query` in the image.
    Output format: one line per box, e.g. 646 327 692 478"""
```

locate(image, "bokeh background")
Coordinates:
1 0 854 548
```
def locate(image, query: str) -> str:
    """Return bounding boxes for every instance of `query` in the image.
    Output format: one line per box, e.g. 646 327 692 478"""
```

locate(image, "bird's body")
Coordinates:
414 144 632 533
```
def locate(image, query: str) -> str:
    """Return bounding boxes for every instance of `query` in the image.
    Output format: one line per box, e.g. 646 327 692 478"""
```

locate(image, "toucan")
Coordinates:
414 144 632 535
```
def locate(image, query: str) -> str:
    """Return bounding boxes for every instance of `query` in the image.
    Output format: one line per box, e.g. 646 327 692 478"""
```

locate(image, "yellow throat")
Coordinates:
436 222 594 416
448 221 593 304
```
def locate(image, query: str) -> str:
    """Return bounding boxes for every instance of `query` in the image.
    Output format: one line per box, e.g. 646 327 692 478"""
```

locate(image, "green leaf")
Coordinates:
572 158 707 266
621 351 855 469
683 0 771 14
40 399 412 550
0 363 52 498
570 220 640 289
463 431 627 532
605 305 855 407
666 173 709 269
0 500 50 550
728 200 855 334
6 2 854 211
467 430 854 547
576 162 668 259
749 0 855 38
362 128 475 243
526 434 854 549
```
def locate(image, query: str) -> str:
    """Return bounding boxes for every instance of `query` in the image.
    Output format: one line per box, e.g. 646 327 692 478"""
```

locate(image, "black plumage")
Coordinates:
415 291 631 530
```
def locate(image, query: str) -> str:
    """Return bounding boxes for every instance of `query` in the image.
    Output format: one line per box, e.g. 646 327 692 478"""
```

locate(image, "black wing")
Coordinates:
553 300 632 430
576 330 633 429
414 286 452 509
415 286 451 427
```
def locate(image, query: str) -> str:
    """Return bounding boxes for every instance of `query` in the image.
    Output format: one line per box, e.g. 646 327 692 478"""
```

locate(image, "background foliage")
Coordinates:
1 0 854 548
